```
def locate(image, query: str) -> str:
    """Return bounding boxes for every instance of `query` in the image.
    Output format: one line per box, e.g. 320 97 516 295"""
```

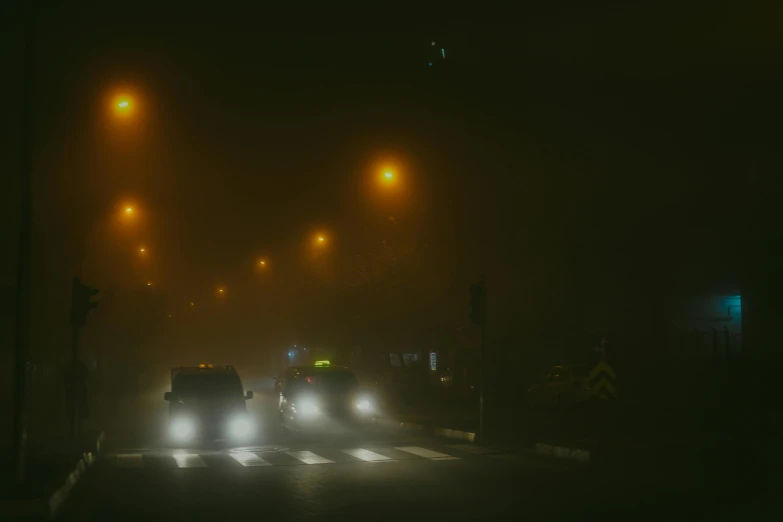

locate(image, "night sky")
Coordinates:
1 3 780 369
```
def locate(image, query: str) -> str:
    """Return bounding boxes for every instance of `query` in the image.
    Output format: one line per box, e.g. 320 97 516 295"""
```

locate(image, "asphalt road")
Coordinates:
55 390 774 522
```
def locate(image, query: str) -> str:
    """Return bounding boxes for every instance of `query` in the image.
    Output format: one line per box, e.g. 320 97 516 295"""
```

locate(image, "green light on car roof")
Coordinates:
314 360 330 367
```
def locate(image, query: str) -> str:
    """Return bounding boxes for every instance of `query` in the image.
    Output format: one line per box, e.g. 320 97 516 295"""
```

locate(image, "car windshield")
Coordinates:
173 373 243 398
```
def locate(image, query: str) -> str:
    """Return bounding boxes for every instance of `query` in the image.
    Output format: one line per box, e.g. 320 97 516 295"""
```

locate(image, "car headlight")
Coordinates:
298 400 319 416
356 399 371 412
170 417 194 440
229 416 252 438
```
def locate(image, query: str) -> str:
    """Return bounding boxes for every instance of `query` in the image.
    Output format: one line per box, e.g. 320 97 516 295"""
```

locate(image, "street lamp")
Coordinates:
380 169 398 187
120 203 139 222
112 95 134 119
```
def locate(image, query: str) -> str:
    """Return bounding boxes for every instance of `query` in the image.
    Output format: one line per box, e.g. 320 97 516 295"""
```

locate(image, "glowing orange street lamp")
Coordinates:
125 206 133 214
113 95 134 118
259 259 267 267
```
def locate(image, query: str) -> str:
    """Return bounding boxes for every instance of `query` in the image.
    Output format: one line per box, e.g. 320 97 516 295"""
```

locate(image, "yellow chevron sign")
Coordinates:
589 361 617 400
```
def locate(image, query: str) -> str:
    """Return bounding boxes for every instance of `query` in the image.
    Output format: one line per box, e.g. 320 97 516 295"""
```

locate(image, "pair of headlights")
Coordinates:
169 415 252 441
295 398 372 416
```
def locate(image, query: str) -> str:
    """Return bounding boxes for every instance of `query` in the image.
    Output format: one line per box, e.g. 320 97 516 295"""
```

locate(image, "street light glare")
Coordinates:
139 247 146 253
384 171 393 179
125 207 133 214
112 94 135 118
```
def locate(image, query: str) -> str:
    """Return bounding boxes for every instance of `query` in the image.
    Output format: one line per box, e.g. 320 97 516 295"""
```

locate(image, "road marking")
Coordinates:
286 451 335 465
229 451 272 467
115 454 143 467
394 446 460 461
172 453 207 468
342 448 393 462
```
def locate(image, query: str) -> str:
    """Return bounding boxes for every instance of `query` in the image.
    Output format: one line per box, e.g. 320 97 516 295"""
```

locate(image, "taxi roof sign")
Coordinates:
314 360 330 368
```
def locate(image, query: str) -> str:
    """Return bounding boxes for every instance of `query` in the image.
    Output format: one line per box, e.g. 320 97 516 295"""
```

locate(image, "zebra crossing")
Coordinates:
105 443 496 470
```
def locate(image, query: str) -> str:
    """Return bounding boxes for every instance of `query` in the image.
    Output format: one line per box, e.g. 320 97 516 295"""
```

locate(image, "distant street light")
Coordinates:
146 282 152 287
120 204 138 222
217 288 225 295
139 247 146 254
377 168 399 191
259 259 267 267
190 302 195 307
112 95 134 118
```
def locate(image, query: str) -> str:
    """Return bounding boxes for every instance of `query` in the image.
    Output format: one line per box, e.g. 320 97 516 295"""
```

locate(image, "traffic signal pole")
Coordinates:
469 278 487 442
11 2 36 485
479 276 486 442
479 300 485 442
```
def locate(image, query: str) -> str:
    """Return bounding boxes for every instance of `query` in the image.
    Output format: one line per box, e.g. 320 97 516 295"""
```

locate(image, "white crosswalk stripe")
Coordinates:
229 451 272 467
108 444 475 468
394 446 460 460
286 450 335 465
172 452 208 468
115 454 143 467
342 448 393 462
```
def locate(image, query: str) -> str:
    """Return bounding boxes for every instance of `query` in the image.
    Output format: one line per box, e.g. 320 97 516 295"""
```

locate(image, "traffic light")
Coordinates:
70 277 99 328
469 281 485 327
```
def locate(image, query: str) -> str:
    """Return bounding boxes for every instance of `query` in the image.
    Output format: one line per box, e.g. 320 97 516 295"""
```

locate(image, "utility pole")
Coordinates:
469 278 486 441
11 1 36 485
67 278 98 436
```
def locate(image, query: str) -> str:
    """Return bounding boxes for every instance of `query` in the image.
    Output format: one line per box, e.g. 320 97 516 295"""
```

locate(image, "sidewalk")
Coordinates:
0 430 104 519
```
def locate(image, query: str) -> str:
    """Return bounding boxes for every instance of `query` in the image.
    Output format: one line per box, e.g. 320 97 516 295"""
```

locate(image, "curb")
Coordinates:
48 449 97 517
432 427 476 443
0 431 106 519
533 442 591 464
372 417 477 443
